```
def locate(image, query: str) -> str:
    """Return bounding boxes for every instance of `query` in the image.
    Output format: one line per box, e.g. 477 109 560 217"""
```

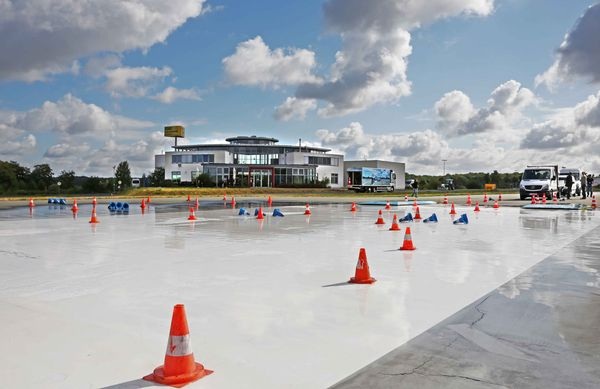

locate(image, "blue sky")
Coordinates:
1 0 600 176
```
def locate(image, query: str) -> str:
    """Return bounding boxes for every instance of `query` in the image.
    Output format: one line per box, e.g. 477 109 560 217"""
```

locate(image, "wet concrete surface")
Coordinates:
331 221 600 389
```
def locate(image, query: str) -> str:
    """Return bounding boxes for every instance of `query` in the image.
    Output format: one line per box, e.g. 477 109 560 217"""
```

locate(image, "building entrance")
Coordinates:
249 167 274 187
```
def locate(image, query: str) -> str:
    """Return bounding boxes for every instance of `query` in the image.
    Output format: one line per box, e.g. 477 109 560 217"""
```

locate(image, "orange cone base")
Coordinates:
144 363 213 388
399 246 416 251
375 219 385 225
349 276 376 284
389 225 400 231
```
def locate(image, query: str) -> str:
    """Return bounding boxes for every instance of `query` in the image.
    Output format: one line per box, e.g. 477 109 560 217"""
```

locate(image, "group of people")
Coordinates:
563 172 594 200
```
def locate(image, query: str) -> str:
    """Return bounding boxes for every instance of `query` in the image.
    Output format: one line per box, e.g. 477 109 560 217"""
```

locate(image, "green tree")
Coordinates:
57 170 76 190
114 161 132 191
149 167 165 187
30 164 54 192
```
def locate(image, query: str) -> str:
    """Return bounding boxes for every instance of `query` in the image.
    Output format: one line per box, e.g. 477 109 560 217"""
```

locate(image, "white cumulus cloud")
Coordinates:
105 66 173 98
152 86 202 104
274 97 317 121
222 36 320 89
435 80 536 136
0 0 207 82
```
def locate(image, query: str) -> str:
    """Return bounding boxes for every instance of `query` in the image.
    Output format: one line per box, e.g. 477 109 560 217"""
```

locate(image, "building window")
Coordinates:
331 173 339 184
171 171 181 181
308 156 332 165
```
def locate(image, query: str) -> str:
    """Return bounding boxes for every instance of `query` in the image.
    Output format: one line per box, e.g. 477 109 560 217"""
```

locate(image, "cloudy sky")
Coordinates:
1 0 600 176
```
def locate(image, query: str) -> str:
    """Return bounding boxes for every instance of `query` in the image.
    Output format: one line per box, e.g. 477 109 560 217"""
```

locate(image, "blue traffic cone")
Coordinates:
423 213 438 223
238 208 249 216
453 213 469 225
272 208 285 217
399 212 413 222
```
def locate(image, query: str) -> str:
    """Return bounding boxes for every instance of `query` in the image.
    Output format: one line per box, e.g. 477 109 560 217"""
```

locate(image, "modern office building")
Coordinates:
155 135 345 188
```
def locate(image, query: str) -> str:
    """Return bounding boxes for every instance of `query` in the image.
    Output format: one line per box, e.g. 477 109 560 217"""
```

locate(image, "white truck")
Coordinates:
347 167 396 192
519 165 559 200
558 168 582 197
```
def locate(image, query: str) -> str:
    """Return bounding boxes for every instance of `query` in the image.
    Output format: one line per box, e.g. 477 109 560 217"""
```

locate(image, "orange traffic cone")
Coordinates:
144 304 213 386
483 193 488 203
449 202 457 215
375 209 385 225
399 227 416 250
474 202 481 212
466 194 472 206
92 197 97 206
195 197 199 210
187 194 191 202
389 214 401 231
542 193 547 205
304 203 311 215
404 195 408 202
231 196 236 207
498 193 503 201
267 195 273 207
222 193 227 201
592 196 597 209
147 196 151 204
28 198 35 208
553 192 558 204
71 199 79 213
385 200 391 210
442 195 448 205
141 198 146 209
414 206 422 220
187 208 197 221
89 206 99 224
493 200 499 209
256 207 265 220
350 202 357 212
531 195 537 205
349 248 376 284
413 199 418 207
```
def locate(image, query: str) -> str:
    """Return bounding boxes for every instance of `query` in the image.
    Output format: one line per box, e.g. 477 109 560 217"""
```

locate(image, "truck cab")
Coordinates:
519 165 558 200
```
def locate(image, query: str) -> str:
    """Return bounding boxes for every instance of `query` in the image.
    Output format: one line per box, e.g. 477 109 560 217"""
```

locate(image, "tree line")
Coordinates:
0 160 165 195
406 171 523 190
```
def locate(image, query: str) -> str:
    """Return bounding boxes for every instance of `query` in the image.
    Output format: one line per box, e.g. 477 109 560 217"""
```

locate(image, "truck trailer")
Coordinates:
347 167 396 192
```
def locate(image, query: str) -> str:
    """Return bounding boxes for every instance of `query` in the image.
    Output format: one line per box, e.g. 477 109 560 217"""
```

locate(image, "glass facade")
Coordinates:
235 153 279 165
172 154 214 164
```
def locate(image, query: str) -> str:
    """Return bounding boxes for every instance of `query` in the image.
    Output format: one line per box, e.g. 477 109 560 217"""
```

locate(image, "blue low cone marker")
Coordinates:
108 201 117 211
122 203 129 213
238 207 250 216
422 213 438 223
272 208 285 217
453 213 469 225
399 212 413 222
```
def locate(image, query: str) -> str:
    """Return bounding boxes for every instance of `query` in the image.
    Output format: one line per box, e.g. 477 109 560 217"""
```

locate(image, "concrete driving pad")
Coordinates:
0 204 598 388
331 216 600 389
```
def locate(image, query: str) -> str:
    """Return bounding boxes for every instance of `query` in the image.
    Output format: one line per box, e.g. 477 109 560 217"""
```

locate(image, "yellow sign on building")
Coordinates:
164 125 185 138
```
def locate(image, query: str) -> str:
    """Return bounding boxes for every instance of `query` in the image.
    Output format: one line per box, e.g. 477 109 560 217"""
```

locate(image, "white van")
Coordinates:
558 168 582 197
131 178 141 188
519 165 559 200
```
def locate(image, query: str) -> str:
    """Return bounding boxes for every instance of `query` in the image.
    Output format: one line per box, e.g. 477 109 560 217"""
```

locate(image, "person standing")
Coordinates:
581 171 587 199
565 172 574 200
588 173 594 197
411 179 419 198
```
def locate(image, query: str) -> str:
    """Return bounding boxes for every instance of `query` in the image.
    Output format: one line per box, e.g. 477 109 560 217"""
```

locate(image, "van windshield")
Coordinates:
523 169 550 180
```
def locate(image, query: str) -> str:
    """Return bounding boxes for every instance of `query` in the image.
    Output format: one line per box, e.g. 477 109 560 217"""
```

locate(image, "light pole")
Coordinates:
442 159 447 177
57 181 61 195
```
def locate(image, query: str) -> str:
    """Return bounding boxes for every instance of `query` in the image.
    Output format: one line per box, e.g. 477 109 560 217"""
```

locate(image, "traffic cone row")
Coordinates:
375 210 385 225
449 202 457 215
389 214 401 230
144 304 212 386
304 203 311 215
